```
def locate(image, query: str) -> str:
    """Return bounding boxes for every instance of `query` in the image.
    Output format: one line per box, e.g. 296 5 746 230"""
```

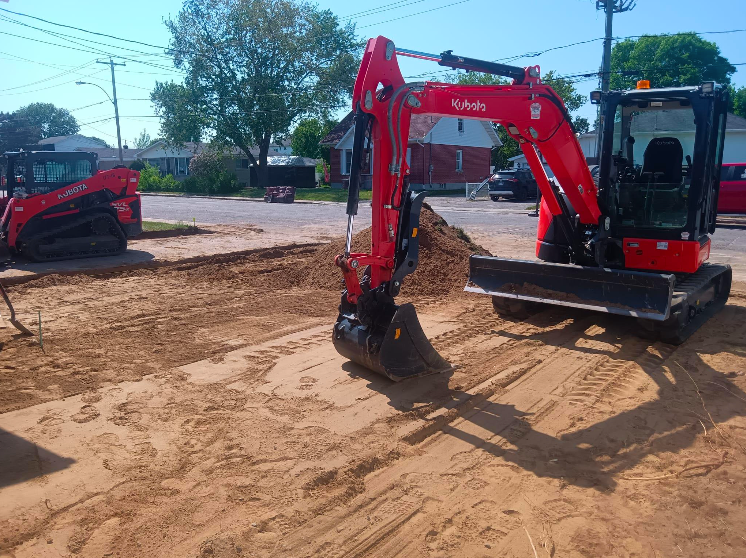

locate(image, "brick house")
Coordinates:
320 112 500 190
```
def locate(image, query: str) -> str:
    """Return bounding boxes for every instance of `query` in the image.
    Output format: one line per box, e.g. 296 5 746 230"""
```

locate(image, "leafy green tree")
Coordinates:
610 34 736 90
134 129 153 149
153 0 360 188
728 85 746 118
291 118 336 162
13 103 79 139
449 71 589 168
542 71 589 134
0 111 41 152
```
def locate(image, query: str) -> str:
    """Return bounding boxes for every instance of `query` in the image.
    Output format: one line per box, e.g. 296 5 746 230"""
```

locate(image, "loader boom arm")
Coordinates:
339 36 600 303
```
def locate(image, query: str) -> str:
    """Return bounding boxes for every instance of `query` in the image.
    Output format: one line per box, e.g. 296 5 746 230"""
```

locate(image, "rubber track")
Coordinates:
22 212 126 262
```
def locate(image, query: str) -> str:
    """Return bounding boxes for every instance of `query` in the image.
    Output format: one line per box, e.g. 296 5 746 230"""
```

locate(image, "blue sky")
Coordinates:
1 0 743 146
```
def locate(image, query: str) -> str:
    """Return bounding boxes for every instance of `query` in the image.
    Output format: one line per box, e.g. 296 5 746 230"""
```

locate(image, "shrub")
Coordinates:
136 163 162 191
135 161 241 195
189 150 224 178
129 159 146 171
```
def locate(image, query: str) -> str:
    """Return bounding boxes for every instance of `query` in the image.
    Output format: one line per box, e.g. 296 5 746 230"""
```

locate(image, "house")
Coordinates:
508 151 555 178
79 147 139 170
506 112 746 174
320 112 501 190
269 138 293 155
37 135 316 187
135 141 316 187
38 134 108 151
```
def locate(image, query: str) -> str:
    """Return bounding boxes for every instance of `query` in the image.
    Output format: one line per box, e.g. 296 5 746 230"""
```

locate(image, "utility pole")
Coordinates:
595 0 636 161
96 58 126 165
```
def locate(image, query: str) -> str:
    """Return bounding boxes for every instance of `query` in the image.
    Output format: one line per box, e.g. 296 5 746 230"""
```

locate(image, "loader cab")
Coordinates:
3 151 98 199
595 83 728 257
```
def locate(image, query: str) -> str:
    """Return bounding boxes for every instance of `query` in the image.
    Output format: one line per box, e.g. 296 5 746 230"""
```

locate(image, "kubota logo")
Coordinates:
452 98 486 112
57 184 88 200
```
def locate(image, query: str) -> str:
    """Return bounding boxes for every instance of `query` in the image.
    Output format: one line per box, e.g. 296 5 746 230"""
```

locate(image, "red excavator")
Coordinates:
1 151 142 261
333 36 731 381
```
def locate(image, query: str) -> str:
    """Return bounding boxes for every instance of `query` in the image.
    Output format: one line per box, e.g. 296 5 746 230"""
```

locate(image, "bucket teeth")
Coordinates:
333 303 454 381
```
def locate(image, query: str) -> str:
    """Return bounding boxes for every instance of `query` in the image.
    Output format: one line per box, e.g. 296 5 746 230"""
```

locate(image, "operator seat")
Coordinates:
641 137 684 185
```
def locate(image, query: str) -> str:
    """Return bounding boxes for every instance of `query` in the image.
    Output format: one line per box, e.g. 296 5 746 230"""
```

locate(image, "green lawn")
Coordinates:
233 187 463 202
234 188 372 202
142 220 191 232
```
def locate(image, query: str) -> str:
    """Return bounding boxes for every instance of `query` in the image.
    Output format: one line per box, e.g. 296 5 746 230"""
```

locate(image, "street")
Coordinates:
142 194 746 279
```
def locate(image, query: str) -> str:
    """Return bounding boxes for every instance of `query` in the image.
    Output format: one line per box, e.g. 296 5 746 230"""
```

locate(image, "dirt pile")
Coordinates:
289 204 490 297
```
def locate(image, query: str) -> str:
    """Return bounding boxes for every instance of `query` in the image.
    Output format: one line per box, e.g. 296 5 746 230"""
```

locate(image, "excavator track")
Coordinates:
21 212 127 263
639 263 732 345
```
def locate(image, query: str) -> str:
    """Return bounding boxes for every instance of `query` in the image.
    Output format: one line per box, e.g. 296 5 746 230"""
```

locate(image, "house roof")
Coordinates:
76 147 138 160
321 111 500 147
39 134 108 146
136 140 283 159
320 112 356 146
266 156 317 167
320 112 443 146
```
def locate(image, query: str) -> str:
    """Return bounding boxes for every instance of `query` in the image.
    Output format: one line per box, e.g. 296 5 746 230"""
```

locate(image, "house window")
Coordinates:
457 119 464 134
456 150 463 172
342 147 374 175
406 148 412 167
235 158 249 170
342 149 353 175
177 157 188 175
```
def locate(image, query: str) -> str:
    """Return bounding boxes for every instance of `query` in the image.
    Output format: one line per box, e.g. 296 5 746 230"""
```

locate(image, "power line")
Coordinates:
0 60 95 92
342 0 427 19
358 0 475 29
0 6 170 51
0 68 108 97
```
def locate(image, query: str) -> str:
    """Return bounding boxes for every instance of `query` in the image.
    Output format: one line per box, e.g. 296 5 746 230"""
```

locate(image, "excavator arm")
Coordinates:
339 36 600 304
333 36 601 380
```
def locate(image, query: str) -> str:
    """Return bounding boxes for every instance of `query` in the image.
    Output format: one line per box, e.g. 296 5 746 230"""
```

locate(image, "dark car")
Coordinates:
488 169 538 201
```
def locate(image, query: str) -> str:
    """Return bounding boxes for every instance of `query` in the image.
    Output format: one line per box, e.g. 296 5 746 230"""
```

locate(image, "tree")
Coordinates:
0 112 41 153
134 129 153 149
542 71 590 134
13 103 79 139
291 118 336 162
449 71 589 168
729 85 746 119
152 0 360 188
610 34 736 90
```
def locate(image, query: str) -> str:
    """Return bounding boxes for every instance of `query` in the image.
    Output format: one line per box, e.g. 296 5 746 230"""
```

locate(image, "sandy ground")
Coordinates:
2 220 746 557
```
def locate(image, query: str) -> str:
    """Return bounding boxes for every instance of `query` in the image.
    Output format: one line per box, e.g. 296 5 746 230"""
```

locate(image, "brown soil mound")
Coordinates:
288 204 490 297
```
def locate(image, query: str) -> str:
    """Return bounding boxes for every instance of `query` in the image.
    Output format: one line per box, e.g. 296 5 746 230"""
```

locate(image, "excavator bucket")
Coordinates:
333 303 454 382
466 256 675 321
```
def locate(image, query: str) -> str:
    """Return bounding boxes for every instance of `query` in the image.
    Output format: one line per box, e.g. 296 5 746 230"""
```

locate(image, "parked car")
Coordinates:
488 169 538 201
718 163 746 214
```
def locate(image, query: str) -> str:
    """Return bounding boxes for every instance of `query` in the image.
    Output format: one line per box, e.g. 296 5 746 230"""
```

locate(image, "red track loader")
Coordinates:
333 36 731 381
1 151 142 261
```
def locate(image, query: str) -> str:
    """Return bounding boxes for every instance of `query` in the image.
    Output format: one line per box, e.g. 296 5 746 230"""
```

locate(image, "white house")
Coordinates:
38 134 108 151
506 112 746 173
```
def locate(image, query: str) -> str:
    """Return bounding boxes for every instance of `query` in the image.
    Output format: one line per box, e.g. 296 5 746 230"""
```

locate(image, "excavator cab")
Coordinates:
597 85 728 264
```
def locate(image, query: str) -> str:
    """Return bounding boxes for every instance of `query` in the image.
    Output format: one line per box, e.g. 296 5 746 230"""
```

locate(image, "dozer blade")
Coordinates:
466 256 675 321
333 303 455 381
